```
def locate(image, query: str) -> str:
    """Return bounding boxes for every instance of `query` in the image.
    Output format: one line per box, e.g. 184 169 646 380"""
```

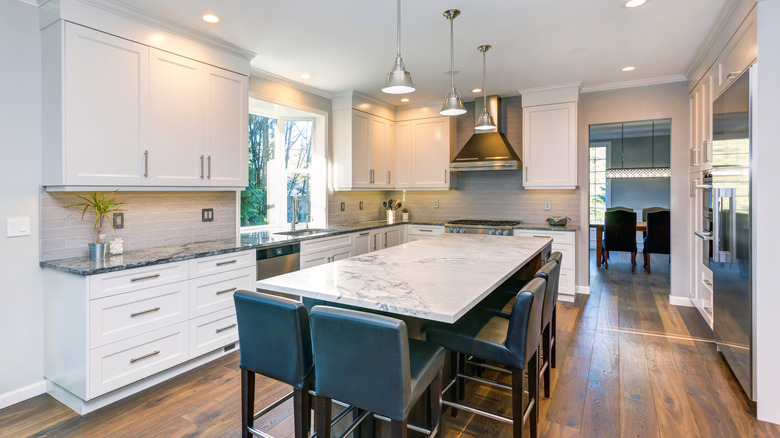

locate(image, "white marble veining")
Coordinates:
256 234 552 323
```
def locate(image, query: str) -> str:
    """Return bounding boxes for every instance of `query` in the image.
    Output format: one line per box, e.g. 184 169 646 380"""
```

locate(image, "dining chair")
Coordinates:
642 206 669 222
643 210 670 273
425 277 547 438
310 306 445 438
603 209 638 271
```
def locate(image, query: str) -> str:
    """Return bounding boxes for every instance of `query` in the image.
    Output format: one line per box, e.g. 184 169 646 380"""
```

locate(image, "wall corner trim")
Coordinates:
576 285 591 295
669 296 695 307
0 380 47 410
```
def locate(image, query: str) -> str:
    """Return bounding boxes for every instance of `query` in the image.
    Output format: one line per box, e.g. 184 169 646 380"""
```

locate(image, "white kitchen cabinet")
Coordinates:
369 225 403 251
406 225 444 242
689 70 714 172
395 117 456 190
521 102 578 189
514 229 576 301
333 110 395 190
352 230 372 256
715 12 757 98
300 234 353 268
205 66 249 187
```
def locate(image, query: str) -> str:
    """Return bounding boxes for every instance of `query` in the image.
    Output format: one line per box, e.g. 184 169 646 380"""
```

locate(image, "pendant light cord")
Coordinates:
396 0 401 59
449 16 455 89
482 50 487 107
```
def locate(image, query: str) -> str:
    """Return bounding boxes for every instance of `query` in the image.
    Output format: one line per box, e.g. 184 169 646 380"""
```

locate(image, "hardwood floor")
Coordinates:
2 251 779 437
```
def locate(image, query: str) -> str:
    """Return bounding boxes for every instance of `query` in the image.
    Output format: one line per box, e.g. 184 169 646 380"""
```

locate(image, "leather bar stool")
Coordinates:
425 277 547 438
310 306 445 438
234 291 315 438
535 257 561 397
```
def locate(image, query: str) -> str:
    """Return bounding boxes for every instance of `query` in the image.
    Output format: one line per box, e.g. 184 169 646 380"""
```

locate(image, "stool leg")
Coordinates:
293 387 310 438
530 347 540 438
391 419 408 438
316 396 332 438
511 367 523 438
542 324 551 398
457 352 466 402
241 369 255 438
551 306 557 369
429 370 443 436
449 351 458 417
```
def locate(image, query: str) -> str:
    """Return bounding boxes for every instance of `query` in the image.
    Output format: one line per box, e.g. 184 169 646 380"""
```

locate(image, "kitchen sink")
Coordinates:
274 228 338 237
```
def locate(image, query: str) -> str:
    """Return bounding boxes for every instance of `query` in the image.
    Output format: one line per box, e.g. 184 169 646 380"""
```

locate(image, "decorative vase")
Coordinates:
88 242 107 260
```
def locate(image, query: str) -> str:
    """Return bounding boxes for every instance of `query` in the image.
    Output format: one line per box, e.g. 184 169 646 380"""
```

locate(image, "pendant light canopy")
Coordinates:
382 0 415 94
475 45 497 131
440 9 466 116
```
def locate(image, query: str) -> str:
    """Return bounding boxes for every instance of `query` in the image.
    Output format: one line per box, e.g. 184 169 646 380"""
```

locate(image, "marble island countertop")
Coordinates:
256 233 553 323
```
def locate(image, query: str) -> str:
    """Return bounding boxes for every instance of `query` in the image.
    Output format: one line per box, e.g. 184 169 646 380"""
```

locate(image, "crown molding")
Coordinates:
66 0 256 61
684 0 747 81
18 0 47 5
517 81 583 96
249 68 334 99
580 74 687 94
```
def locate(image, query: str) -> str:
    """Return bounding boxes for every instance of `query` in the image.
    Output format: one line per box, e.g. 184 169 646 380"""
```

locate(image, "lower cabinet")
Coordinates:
43 250 256 413
300 235 353 268
513 229 576 300
406 225 444 242
370 225 403 251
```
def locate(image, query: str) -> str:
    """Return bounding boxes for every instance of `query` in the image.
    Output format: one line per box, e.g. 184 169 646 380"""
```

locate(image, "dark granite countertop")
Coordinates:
40 219 448 276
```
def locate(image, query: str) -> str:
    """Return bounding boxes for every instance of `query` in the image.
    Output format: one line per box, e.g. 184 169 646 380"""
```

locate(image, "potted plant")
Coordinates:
66 191 125 259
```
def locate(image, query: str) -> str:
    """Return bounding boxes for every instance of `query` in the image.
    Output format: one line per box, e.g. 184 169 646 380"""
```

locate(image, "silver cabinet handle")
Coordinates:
359 232 370 236
703 279 713 286
130 350 160 364
694 231 713 240
533 235 550 239
216 323 237 333
387 170 391 184
216 259 237 266
727 71 741 80
216 287 237 295
144 150 149 177
418 229 433 232
200 155 205 179
131 273 160 282
370 169 375 183
525 166 528 182
130 307 160 318
207 155 212 179
444 169 448 183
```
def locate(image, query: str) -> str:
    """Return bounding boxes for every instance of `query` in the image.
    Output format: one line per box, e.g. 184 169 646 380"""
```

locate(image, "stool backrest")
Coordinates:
234 290 314 390
536 256 562 327
310 306 410 419
604 209 637 252
506 277 546 367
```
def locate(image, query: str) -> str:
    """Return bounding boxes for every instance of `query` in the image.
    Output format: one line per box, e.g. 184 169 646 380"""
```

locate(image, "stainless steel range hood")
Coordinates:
450 95 521 171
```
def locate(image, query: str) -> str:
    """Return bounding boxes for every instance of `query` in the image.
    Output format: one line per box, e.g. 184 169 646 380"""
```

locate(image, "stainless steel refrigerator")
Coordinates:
710 65 755 400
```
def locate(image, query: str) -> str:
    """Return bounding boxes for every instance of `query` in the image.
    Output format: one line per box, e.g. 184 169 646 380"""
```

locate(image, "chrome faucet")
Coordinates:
291 196 300 231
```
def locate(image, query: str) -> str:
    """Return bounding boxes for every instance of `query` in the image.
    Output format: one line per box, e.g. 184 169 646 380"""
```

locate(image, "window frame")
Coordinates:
589 143 609 224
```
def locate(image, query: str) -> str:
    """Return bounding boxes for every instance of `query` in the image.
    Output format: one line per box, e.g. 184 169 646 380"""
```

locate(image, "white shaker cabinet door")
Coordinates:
205 66 248 187
63 24 149 186
148 48 205 186
522 102 577 189
412 118 451 188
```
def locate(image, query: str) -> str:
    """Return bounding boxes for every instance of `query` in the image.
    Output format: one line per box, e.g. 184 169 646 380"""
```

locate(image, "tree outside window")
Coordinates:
589 146 607 223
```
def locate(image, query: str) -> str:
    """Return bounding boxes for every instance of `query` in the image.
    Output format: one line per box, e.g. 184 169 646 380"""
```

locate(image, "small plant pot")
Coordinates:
402 212 409 221
88 243 107 260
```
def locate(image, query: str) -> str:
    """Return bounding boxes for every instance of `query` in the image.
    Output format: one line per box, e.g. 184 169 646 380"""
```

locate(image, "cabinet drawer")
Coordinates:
558 269 575 298
514 229 574 245
89 322 188 398
407 225 444 236
300 235 352 255
90 282 189 348
89 262 188 299
188 251 255 279
189 308 238 358
551 244 574 272
190 266 254 318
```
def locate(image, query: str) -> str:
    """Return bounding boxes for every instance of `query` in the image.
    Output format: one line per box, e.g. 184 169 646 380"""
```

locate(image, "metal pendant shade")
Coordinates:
440 9 466 116
382 0 415 94
475 45 497 131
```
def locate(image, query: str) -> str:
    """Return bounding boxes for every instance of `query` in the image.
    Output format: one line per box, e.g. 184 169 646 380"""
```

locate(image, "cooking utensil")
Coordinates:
383 201 388 210
395 201 402 210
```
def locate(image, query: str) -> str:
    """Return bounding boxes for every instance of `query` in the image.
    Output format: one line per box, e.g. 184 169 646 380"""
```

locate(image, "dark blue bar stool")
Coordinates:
234 290 315 438
425 277 546 438
310 306 445 438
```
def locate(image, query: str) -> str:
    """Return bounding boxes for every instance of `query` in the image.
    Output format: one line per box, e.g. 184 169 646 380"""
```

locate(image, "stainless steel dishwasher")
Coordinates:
256 243 301 299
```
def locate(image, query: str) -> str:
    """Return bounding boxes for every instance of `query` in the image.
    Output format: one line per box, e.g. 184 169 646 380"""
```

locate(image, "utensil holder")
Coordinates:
387 210 395 223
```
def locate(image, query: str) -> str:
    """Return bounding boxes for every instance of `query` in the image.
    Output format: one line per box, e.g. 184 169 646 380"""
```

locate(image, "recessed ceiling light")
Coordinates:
202 14 220 23
624 0 646 8
472 88 482 93
400 98 410 102
299 73 312 79
622 66 636 72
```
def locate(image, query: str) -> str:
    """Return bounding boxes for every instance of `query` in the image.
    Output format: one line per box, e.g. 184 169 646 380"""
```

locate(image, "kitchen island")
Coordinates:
256 233 552 323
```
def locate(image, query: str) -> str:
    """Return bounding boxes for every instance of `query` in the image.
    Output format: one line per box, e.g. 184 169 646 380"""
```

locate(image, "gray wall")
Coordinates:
610 178 670 211
0 0 44 405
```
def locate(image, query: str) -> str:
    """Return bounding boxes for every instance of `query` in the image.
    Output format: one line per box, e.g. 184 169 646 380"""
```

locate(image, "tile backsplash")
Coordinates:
40 191 236 260
327 190 391 225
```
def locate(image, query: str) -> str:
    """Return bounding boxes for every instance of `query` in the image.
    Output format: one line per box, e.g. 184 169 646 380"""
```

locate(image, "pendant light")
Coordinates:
382 0 415 94
440 9 466 116
475 45 496 131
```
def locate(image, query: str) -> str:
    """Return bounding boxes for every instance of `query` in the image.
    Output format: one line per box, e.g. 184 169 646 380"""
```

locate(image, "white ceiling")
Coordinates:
119 0 726 106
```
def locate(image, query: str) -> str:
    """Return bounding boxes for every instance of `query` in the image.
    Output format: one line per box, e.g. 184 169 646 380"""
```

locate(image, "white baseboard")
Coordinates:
0 380 46 410
557 294 576 303
669 296 695 307
576 285 591 295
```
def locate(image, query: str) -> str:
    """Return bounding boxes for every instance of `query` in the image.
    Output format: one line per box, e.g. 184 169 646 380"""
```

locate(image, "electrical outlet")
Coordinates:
544 201 551 211
6 217 30 237
341 202 345 212
112 212 124 229
359 201 364 210
202 208 214 222
434 200 439 208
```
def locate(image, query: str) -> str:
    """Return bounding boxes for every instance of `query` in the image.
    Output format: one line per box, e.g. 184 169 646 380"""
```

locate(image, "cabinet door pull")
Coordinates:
144 150 149 177
207 155 212 179
130 307 160 318
130 350 160 364
444 169 448 183
419 229 433 232
216 259 237 266
359 232 370 236
216 323 237 333
200 155 205 179
726 71 741 80
388 170 391 184
131 273 161 282
703 279 713 286
216 287 237 295
525 166 528 182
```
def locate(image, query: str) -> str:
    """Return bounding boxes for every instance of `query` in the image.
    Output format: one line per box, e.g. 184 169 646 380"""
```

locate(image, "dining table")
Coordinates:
590 221 647 267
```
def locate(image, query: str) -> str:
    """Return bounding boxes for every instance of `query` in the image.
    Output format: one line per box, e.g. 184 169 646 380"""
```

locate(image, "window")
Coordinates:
589 146 607 223
241 99 325 230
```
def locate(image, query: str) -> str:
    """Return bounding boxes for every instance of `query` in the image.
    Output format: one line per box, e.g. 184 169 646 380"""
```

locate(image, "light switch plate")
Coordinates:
7 217 30 237
544 201 551 211
434 200 439 208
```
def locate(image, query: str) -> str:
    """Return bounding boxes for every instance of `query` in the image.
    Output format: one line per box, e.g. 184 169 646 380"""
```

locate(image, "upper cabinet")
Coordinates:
333 108 395 190
519 84 580 189
41 2 253 190
395 117 456 190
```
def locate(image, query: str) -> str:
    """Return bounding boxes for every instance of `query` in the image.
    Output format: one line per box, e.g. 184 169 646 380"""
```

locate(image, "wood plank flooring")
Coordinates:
2 251 779 437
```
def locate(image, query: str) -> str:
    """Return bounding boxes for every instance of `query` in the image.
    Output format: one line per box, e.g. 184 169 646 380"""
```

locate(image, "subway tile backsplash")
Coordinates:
40 191 236 260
